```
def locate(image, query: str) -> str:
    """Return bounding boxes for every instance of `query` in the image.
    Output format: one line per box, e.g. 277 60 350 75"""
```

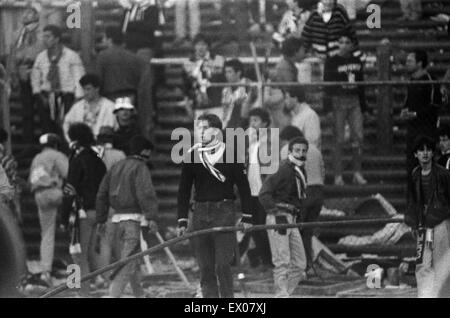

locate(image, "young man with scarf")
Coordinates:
406 135 450 298
96 135 158 298
31 25 85 136
259 136 308 298
177 113 252 298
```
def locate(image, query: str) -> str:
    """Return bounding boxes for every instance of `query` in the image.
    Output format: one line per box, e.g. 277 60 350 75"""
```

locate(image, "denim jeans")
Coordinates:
332 95 364 176
192 200 237 298
267 212 307 298
71 209 97 296
416 219 450 298
109 220 143 298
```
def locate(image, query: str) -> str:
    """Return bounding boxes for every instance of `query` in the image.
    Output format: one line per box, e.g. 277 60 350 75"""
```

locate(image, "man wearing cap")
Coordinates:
29 133 68 286
63 74 117 142
113 97 140 155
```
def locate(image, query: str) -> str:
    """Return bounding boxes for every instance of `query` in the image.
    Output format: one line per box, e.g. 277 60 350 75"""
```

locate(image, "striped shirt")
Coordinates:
301 4 358 58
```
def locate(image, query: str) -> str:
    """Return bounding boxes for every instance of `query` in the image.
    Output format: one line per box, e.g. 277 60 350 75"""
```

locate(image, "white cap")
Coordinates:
39 133 60 145
113 97 135 113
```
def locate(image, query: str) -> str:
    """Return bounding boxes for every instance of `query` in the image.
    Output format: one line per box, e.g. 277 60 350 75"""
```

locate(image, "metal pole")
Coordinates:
376 39 393 154
41 217 403 298
155 231 191 289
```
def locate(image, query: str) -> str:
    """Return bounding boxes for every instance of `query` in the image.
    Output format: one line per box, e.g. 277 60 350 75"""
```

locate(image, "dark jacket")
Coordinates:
406 163 450 229
113 123 141 155
123 5 161 50
177 146 252 220
96 156 158 224
404 72 442 127
324 54 367 112
259 160 305 214
96 46 146 96
63 147 106 226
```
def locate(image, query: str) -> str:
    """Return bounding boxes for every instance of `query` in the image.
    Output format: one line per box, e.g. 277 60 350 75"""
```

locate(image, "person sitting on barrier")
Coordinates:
96 135 158 298
177 113 252 298
182 34 225 120
324 31 367 186
259 136 308 298
437 125 450 170
221 59 257 129
405 135 450 298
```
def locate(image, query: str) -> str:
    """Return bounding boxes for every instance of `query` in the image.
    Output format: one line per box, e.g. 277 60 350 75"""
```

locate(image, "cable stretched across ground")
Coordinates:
41 217 404 298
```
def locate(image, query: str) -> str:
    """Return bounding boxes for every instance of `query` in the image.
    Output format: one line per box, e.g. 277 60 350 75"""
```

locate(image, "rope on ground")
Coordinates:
40 217 404 298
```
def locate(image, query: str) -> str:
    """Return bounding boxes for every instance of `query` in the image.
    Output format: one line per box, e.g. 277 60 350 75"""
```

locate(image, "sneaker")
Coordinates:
353 172 367 185
40 272 53 288
334 175 345 186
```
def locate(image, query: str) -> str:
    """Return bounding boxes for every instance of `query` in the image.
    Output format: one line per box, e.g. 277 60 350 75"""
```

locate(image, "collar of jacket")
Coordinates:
128 155 146 162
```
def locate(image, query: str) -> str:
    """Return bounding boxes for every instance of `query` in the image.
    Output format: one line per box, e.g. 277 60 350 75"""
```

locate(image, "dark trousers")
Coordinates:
19 79 35 143
239 197 272 267
192 200 237 298
301 185 324 267
35 91 74 138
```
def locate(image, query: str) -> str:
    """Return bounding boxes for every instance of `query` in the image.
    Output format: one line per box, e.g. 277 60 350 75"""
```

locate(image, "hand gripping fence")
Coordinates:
41 217 404 298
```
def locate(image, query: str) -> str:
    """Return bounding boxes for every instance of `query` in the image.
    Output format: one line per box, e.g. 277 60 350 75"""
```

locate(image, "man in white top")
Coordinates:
243 108 274 269
284 87 322 150
63 74 117 142
31 25 85 135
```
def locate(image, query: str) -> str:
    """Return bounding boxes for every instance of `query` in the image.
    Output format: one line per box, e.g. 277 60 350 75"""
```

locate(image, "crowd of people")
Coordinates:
0 0 450 298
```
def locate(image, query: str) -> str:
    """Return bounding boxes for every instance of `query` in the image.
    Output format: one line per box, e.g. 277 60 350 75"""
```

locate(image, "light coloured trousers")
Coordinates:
36 188 63 273
267 213 307 298
175 0 200 39
109 220 143 298
416 219 450 298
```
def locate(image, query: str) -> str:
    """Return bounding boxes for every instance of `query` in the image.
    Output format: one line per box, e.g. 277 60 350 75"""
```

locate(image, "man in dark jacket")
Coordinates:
96 135 158 298
64 123 107 297
406 135 450 298
259 136 308 298
177 113 252 298
401 50 442 177
112 97 141 155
